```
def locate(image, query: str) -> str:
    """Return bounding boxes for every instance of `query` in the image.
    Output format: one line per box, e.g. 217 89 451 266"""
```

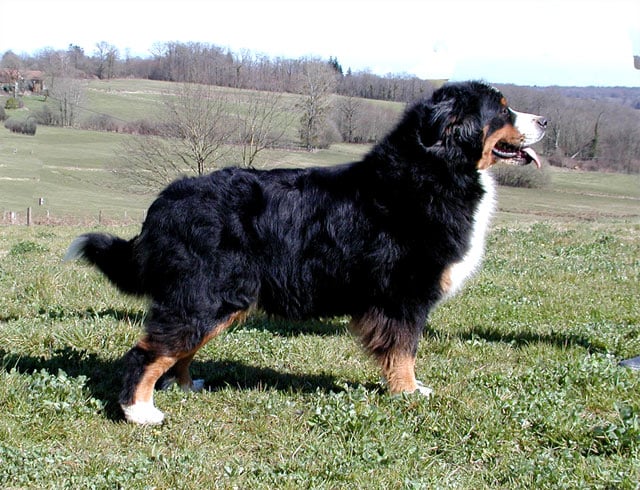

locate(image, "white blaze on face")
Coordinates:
510 109 546 146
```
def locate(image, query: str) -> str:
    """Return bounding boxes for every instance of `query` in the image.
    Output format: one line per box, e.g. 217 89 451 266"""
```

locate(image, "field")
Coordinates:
1 81 640 488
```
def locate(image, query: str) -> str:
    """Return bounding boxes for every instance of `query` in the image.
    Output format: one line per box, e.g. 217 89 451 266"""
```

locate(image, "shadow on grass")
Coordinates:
424 324 611 354
42 306 147 324
2 318 610 423
43 308 348 337
240 315 349 337
0 346 345 422
189 359 346 393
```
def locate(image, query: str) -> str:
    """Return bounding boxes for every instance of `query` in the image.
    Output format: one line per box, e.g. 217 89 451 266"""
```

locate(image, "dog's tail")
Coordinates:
64 233 144 295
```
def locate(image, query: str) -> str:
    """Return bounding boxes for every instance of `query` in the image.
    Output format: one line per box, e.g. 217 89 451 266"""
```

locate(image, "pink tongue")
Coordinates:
523 147 541 168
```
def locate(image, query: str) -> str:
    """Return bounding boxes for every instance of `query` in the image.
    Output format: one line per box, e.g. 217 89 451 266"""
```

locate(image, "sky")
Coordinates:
1 0 639 87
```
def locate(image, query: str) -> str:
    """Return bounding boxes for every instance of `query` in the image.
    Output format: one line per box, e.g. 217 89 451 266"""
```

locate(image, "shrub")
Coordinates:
490 162 550 188
122 119 165 136
0 105 6 121
4 97 23 110
81 114 121 132
33 105 59 126
5 118 37 136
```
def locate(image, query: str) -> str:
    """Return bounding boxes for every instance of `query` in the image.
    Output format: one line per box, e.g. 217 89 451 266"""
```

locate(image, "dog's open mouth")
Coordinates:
492 141 541 168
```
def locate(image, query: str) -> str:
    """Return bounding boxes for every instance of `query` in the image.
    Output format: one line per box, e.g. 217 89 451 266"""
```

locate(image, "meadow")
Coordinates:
1 81 639 488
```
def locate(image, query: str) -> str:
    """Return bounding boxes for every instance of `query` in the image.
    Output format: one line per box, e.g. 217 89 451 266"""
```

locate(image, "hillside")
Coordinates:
1 79 639 225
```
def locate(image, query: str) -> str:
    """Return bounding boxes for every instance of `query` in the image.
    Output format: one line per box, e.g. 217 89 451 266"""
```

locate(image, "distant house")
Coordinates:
0 69 46 94
24 71 45 93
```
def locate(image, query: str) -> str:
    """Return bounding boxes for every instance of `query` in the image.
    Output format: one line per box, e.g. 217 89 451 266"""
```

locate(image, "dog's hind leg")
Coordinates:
165 309 250 393
119 342 177 425
119 309 249 424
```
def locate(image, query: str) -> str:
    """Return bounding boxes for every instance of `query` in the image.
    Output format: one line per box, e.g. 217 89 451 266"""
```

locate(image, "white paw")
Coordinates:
121 401 165 425
415 380 433 397
189 379 205 392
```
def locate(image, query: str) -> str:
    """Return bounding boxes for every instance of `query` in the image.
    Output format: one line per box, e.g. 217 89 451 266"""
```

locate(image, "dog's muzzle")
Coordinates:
492 109 547 167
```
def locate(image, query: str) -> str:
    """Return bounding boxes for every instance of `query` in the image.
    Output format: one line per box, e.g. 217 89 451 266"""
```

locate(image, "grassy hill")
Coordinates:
2 79 639 224
2 79 406 223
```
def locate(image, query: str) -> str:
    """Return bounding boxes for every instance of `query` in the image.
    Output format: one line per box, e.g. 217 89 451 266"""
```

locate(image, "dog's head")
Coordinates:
424 81 547 169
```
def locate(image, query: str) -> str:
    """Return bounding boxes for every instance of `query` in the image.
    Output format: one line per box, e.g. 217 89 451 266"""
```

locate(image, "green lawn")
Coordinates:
1 213 638 488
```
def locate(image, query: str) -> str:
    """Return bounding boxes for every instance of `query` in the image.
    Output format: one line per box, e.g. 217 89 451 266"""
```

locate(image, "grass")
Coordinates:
0 126 149 222
1 80 639 488
0 218 638 488
0 126 369 223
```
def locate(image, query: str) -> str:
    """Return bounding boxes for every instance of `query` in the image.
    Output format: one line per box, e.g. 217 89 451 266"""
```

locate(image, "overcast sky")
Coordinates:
1 0 638 87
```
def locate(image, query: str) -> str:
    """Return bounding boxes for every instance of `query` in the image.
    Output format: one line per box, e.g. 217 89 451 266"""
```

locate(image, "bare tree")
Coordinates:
167 84 237 174
49 78 84 127
234 91 291 167
94 42 119 80
297 59 337 150
1 51 22 98
118 84 237 191
336 96 362 143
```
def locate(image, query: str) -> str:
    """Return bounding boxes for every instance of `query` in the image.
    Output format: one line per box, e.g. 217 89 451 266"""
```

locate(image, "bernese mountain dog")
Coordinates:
66 81 546 424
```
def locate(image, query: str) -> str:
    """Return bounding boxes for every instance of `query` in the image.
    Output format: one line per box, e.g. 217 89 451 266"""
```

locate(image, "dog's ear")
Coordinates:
441 101 483 156
449 115 479 148
419 87 483 154
418 99 455 147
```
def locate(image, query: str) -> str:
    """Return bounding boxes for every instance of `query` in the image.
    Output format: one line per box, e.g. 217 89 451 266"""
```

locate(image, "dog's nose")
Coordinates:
536 117 548 129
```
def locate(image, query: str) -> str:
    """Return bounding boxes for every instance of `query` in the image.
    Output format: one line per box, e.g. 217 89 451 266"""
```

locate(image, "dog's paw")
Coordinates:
380 378 434 397
121 401 165 425
188 379 204 392
415 380 433 397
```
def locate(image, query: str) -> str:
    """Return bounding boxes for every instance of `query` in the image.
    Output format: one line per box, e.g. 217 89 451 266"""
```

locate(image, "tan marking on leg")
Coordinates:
168 309 252 391
133 355 178 404
173 353 197 389
350 312 422 394
201 309 250 345
380 350 418 394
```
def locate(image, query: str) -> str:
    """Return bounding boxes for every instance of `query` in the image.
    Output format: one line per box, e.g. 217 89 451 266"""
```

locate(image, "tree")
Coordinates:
336 96 362 143
49 78 84 127
94 42 119 80
1 51 22 98
328 56 343 75
234 91 290 168
118 84 237 191
297 59 336 150
67 44 86 71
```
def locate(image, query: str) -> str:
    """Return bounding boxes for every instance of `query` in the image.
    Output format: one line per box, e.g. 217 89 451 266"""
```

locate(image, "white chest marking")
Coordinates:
440 170 496 300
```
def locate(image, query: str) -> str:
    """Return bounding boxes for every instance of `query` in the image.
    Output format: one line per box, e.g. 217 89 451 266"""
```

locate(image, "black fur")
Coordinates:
72 234 143 295
70 81 520 409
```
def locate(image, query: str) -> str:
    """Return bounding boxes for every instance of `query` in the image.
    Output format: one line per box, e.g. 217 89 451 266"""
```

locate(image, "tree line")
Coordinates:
1 42 435 103
2 42 639 173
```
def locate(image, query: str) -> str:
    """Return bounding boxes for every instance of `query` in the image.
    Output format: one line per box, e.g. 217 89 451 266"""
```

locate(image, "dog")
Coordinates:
65 81 546 424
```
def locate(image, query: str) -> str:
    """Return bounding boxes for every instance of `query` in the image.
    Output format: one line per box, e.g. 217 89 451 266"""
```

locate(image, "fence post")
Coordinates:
27 207 32 226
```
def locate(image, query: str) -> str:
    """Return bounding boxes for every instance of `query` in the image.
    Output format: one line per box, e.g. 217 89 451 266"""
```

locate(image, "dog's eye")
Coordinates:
500 107 509 116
